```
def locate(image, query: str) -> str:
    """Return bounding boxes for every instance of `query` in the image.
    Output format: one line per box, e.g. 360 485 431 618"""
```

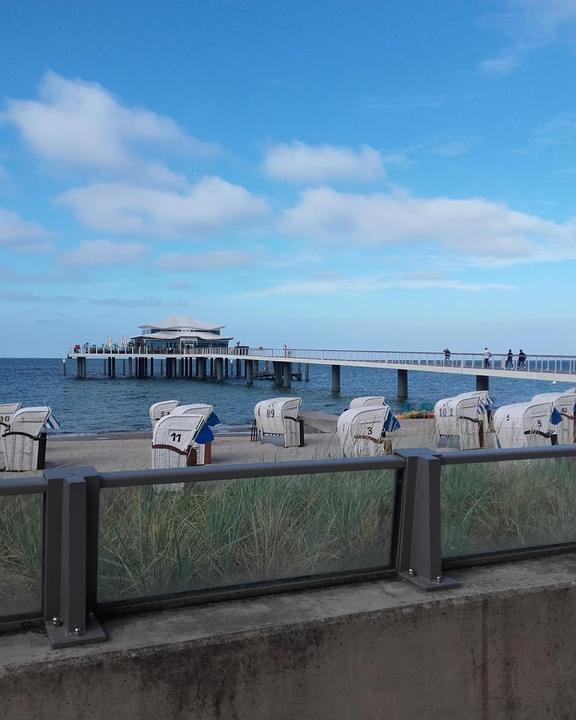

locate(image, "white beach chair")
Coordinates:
531 391 576 444
0 403 22 470
253 397 304 448
493 400 561 448
149 400 180 428
434 392 490 449
151 413 214 488
170 404 220 464
349 396 386 409
337 405 400 457
2 406 59 471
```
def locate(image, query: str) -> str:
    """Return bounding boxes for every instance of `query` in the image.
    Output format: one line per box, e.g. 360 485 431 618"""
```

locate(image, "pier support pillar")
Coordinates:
150 358 154 377
282 362 292 388
128 357 132 377
273 362 283 388
215 357 224 382
225 359 229 378
331 364 341 394
107 357 116 378
198 357 206 379
476 375 489 392
397 369 408 400
246 360 254 386
76 357 86 379
305 363 310 381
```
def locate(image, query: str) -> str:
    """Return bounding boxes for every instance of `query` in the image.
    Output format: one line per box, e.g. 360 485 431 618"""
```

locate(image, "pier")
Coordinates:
67 346 576 398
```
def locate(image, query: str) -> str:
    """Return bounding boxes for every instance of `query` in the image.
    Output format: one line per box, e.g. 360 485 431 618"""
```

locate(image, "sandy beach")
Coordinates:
0 416 437 478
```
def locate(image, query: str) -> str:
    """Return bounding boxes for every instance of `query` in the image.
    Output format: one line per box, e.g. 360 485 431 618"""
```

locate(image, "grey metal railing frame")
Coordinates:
1 445 576 648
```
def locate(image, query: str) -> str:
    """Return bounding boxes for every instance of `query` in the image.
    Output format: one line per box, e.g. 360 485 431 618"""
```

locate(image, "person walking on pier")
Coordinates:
443 348 451 365
483 347 492 369
518 349 527 369
505 349 514 369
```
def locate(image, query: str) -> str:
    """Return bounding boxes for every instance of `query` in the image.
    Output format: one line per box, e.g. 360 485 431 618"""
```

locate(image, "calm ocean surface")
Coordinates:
0 358 573 434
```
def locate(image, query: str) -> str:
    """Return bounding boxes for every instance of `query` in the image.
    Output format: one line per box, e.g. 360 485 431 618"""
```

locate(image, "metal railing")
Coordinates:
68 346 576 375
1 445 576 648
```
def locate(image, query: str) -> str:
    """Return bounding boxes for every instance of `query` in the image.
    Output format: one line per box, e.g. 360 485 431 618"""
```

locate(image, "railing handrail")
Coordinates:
68 345 576 360
98 455 406 488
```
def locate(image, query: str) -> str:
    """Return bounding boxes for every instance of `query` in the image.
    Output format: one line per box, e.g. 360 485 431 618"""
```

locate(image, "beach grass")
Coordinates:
1 455 576 614
0 494 43 616
97 470 396 601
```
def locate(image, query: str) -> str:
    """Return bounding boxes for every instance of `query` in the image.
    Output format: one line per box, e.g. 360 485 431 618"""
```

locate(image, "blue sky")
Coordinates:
1 0 576 356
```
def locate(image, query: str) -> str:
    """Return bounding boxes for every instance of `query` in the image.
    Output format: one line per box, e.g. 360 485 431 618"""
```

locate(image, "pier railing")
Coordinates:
69 345 576 375
1 445 576 647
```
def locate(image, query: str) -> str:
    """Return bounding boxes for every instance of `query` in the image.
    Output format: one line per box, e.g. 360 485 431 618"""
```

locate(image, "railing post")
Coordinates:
394 449 458 591
44 467 107 649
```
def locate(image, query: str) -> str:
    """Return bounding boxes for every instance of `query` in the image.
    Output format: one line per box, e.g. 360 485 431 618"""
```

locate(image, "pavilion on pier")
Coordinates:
131 315 232 353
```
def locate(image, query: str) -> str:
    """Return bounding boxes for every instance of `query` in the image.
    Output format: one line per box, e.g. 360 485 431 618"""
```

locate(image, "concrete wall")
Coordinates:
2 555 576 719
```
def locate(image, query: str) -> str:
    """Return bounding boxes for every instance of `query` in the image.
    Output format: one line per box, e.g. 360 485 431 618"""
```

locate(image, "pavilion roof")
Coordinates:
139 315 224 332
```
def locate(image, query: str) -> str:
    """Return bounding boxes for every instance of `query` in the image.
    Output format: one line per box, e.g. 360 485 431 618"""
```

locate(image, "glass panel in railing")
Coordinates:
97 468 397 603
0 494 43 617
442 457 576 557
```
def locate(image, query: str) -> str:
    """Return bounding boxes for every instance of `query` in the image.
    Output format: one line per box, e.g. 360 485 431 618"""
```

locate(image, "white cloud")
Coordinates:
3 72 217 184
478 53 522 76
57 176 270 235
431 140 475 157
479 0 576 75
0 208 52 252
62 240 148 267
160 250 255 271
240 275 515 299
280 187 576 262
263 142 384 183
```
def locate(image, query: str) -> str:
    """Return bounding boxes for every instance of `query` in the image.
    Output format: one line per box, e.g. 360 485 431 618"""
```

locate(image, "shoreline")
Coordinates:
1 417 437 477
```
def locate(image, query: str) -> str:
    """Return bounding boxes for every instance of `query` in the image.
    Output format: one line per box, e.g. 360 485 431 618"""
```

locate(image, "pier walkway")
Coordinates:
67 347 576 398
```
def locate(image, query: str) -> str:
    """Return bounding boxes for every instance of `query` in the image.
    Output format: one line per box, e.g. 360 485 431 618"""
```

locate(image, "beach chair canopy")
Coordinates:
337 405 400 457
531 391 576 444
9 406 60 435
149 400 180 427
0 403 22 430
349 396 386 409
172 403 221 428
493 400 562 448
254 397 303 447
152 412 209 470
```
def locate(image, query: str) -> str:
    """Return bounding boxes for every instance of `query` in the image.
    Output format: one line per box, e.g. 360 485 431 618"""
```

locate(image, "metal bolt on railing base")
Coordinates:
398 570 459 592
46 616 107 650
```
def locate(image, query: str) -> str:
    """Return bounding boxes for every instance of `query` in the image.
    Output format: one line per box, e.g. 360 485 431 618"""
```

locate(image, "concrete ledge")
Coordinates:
2 555 576 719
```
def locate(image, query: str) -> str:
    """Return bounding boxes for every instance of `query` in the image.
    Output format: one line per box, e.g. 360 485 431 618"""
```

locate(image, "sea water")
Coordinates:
0 358 572 435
